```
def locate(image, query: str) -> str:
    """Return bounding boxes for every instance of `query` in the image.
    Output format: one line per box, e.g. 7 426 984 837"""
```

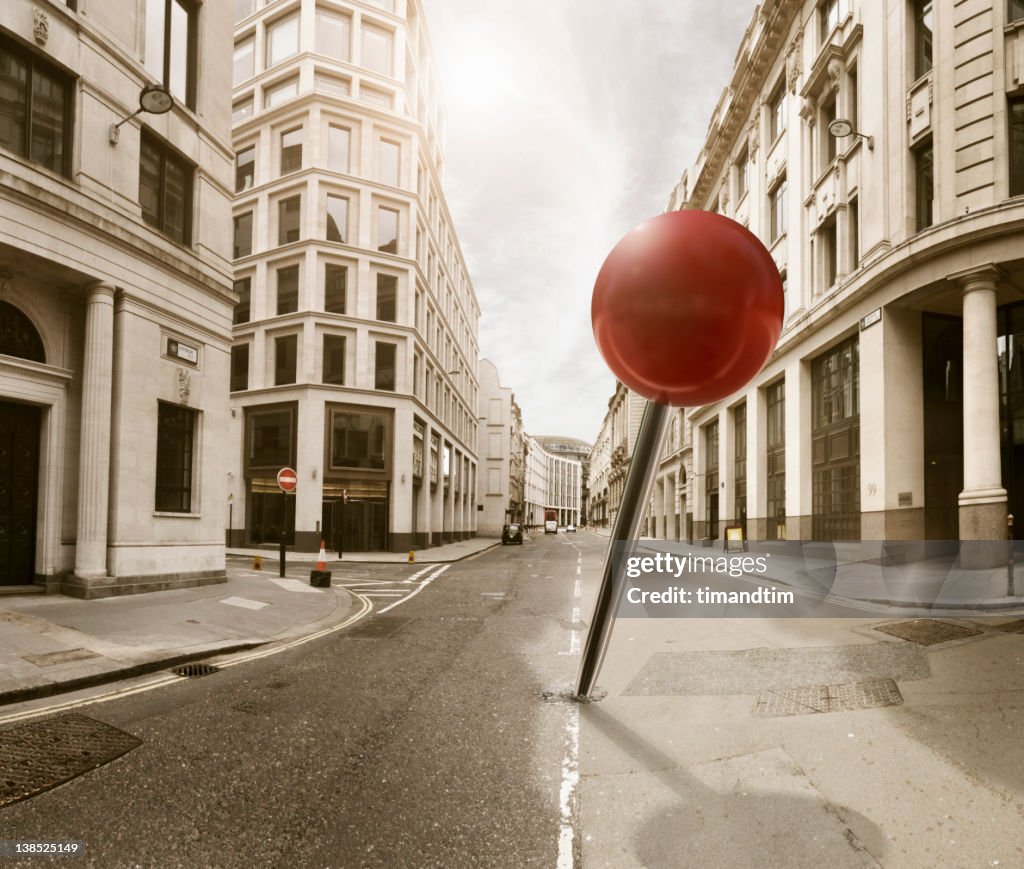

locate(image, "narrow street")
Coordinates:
3 532 1024 867
1 532 597 867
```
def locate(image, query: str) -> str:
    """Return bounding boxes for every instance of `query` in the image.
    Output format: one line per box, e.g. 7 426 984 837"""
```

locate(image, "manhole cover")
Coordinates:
0 713 141 807
993 619 1024 634
754 678 903 717
874 619 982 645
344 617 411 639
170 663 221 677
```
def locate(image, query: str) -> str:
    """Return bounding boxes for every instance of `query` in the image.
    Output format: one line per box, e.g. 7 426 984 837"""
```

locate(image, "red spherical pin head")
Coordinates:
592 210 784 406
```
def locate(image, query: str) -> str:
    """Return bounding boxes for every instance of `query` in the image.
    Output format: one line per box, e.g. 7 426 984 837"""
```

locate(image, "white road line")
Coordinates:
574 580 581 598
575 566 581 575
379 564 449 613
403 564 434 584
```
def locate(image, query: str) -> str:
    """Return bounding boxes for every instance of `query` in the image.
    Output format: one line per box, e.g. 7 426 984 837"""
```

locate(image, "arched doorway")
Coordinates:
0 302 45 585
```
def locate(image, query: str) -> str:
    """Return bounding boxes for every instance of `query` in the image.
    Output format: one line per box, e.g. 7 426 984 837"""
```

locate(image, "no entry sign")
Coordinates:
277 467 297 492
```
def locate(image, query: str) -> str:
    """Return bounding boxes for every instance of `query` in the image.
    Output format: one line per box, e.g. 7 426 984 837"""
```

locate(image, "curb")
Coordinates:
226 541 501 565
0 642 266 708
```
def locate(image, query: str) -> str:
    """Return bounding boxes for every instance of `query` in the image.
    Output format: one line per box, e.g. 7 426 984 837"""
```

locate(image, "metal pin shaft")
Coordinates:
574 399 671 700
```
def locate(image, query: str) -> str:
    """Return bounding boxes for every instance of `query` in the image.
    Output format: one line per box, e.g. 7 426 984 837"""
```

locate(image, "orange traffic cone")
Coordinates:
315 540 327 571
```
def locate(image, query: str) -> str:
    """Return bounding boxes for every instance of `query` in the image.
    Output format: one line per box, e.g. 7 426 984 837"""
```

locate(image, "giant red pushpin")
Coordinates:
575 210 784 700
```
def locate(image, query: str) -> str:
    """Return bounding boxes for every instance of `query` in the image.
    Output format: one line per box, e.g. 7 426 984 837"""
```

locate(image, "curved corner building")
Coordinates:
229 0 481 552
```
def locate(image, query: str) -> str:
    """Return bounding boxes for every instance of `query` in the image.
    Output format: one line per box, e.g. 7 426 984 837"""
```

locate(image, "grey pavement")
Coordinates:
228 535 499 563
0 537 499 705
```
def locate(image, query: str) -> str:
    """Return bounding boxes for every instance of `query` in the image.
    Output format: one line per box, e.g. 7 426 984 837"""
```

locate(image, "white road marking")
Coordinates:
403 565 434 584
379 564 450 613
219 597 269 610
574 580 581 598
266 578 323 594
576 566 581 575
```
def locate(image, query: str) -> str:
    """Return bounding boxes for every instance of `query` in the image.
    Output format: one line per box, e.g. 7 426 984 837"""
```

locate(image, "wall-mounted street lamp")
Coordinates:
109 84 175 145
828 117 873 150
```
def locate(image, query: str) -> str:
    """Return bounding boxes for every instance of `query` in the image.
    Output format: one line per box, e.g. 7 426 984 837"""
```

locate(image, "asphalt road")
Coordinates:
1 531 602 868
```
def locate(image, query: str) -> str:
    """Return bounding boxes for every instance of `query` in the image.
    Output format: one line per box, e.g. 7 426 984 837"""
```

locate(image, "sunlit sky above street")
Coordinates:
423 0 759 443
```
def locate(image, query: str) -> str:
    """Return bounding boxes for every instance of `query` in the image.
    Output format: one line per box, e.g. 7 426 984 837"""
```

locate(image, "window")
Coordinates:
155 402 195 512
249 410 293 467
325 265 347 313
316 10 351 61
765 380 786 539
140 133 192 243
376 273 397 321
361 85 393 109
328 125 350 172
769 176 787 241
235 0 254 22
315 73 351 96
822 93 838 166
231 344 249 392
323 335 345 384
233 211 253 259
704 421 719 540
822 218 838 289
277 265 298 315
914 1 933 78
275 334 298 385
1011 96 1024 197
233 98 254 124
736 148 749 201
330 410 388 470
326 195 348 242
278 194 301 244
265 77 298 108
281 127 302 174
848 67 858 130
233 277 251 324
233 37 254 85
266 13 299 68
849 197 860 269
0 38 71 176
362 25 393 75
377 205 399 253
144 0 195 108
235 145 255 192
1012 0 1024 23
819 0 847 44
914 140 934 231
734 403 747 533
769 81 787 141
375 342 396 390
379 139 400 186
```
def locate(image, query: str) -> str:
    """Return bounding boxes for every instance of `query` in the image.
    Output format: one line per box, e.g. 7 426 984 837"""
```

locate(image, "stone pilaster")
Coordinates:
74 283 115 580
956 266 1007 565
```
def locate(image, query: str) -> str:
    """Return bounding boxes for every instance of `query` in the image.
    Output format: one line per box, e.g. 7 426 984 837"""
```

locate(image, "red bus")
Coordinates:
544 508 558 534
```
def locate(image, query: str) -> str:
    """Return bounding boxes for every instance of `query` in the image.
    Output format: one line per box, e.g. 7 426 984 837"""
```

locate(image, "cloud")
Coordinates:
424 0 758 441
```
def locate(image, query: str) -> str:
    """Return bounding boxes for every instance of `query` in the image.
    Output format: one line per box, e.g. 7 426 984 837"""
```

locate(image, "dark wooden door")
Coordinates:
0 401 40 585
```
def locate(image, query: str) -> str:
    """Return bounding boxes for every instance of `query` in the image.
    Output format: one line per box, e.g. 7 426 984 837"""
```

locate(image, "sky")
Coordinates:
422 0 759 443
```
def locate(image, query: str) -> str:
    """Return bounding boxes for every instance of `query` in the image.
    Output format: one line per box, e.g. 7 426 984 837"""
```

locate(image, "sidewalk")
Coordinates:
0 538 499 709
592 530 1024 612
227 536 498 564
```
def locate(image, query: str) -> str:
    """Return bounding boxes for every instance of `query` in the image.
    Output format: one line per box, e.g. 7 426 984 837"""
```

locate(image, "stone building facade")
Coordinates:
228 0 480 552
0 1 235 596
663 0 1024 554
476 357 525 536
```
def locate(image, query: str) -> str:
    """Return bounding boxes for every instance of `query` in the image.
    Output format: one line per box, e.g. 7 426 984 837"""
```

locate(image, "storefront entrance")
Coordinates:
0 400 40 585
247 483 295 546
322 498 388 553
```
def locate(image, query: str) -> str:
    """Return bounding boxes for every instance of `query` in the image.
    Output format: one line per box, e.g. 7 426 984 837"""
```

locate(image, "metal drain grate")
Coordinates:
874 619 982 646
170 662 221 678
993 619 1024 634
0 713 141 807
343 617 411 639
754 678 903 717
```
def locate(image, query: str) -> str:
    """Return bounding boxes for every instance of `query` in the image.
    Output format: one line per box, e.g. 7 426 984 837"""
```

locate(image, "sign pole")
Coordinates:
275 467 298 578
574 400 671 700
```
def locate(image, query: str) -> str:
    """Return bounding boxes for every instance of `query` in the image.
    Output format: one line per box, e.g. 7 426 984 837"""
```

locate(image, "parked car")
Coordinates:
502 523 523 545
566 524 577 533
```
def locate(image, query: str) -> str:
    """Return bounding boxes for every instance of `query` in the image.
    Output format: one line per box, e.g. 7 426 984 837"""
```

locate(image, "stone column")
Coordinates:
74 283 115 580
957 267 1007 564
